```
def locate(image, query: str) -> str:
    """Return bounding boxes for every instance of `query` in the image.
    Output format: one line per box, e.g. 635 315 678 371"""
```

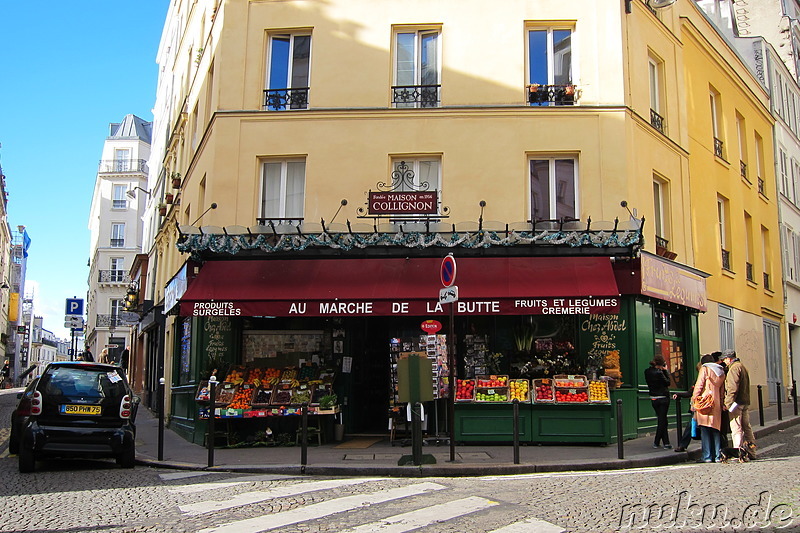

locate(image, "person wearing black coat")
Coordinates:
645 354 672 449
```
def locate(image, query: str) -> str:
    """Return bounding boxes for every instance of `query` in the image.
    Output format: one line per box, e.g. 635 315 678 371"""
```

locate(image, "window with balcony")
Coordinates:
390 158 440 193
710 87 724 159
114 149 130 172
718 196 731 270
112 184 127 209
110 223 125 248
736 112 748 181
745 212 754 282
762 226 772 291
393 28 440 108
259 159 305 225
649 55 665 134
653 177 675 259
110 257 125 282
780 148 791 200
528 27 574 106
530 157 577 221
264 33 311 110
755 132 765 195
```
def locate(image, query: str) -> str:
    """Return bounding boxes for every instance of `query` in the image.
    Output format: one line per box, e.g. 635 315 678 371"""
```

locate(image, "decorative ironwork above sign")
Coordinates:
358 161 449 219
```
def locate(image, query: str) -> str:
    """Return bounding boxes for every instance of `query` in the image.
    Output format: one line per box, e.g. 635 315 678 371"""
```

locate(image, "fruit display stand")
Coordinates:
553 375 589 404
532 379 555 403
508 379 530 403
453 401 533 442
588 380 611 403
455 379 475 401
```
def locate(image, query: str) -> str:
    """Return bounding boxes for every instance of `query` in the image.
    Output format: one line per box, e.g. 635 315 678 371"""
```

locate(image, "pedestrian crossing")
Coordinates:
163 473 566 533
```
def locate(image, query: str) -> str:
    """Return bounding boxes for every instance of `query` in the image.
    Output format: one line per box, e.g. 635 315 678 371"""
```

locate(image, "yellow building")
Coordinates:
681 6 784 399
138 0 781 445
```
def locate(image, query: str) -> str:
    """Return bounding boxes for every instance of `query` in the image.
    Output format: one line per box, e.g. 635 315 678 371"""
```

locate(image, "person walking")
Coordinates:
692 353 726 462
645 354 672 449
719 349 756 457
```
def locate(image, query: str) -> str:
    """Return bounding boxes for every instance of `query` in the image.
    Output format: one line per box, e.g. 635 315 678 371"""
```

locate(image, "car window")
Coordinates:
41 367 127 399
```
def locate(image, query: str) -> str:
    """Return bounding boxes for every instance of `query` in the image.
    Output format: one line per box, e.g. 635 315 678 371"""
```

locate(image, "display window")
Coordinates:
653 308 687 390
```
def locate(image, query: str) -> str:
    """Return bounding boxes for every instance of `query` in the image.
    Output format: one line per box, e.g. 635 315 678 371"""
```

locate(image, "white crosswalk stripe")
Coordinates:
338 496 498 533
197 482 447 533
181 477 383 515
488 516 566 532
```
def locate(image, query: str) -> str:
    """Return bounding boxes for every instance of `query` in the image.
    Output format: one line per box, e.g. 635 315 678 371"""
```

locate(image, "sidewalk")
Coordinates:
134 400 800 477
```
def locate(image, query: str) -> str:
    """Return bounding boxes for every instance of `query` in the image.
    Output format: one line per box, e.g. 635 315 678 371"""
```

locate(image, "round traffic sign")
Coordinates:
440 254 457 287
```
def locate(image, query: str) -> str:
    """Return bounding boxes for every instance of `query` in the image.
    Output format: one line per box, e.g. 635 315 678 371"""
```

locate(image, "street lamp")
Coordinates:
126 187 151 199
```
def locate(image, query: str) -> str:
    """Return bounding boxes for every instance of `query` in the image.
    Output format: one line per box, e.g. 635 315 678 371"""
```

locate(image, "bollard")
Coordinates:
777 382 783 421
793 380 798 417
512 399 520 465
300 403 308 473
158 377 165 462
207 377 217 467
412 402 423 466
616 399 624 460
674 396 683 448
757 385 764 427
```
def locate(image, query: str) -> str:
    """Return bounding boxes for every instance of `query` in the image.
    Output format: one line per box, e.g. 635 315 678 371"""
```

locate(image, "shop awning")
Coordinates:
179 256 621 317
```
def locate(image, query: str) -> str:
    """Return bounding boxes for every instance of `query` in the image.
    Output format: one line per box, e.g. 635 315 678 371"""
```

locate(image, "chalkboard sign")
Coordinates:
203 316 234 369
580 310 628 382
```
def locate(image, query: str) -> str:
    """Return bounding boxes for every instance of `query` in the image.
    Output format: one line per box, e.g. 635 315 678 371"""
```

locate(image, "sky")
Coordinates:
0 3 168 339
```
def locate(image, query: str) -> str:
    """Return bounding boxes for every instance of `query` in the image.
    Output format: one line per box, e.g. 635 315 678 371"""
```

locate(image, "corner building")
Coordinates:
144 0 780 447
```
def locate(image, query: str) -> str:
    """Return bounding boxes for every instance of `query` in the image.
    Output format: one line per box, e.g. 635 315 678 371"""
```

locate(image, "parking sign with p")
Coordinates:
65 298 84 316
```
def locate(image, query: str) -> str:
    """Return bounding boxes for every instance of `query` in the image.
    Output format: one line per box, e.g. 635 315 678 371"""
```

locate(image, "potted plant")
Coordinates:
158 203 167 216
171 172 182 189
165 192 174 204
318 393 337 411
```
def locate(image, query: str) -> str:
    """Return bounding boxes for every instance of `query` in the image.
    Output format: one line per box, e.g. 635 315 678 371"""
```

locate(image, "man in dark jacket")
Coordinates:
720 349 755 454
644 354 672 449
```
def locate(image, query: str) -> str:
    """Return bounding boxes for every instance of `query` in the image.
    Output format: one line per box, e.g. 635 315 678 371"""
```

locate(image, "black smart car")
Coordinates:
11 361 138 473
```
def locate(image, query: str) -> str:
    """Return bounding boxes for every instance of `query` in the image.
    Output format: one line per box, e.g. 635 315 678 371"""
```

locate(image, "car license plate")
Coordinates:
61 404 101 416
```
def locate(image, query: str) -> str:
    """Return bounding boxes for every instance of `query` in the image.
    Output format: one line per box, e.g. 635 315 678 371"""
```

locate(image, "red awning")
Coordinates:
179 256 620 317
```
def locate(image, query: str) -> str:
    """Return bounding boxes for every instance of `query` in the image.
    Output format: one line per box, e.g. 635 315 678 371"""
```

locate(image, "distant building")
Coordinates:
86 115 152 363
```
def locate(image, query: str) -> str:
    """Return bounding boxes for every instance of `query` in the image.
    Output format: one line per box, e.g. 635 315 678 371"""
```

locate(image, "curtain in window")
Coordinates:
285 161 306 218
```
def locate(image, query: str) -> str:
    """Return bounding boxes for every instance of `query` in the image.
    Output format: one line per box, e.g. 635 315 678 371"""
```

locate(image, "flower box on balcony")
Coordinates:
158 204 167 216
171 176 181 189
165 193 174 204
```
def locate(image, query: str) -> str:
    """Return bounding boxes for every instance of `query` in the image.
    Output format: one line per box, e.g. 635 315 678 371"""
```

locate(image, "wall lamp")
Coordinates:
190 203 218 226
126 186 151 199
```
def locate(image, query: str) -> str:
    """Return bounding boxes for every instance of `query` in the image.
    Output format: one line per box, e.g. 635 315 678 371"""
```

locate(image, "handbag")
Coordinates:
692 393 714 415
690 417 699 439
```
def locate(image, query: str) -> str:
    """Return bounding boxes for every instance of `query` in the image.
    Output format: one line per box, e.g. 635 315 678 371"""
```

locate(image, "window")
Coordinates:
718 304 734 352
393 29 440 108
114 149 130 172
530 158 577 220
110 258 125 282
264 33 311 110
528 27 573 106
109 298 123 320
653 178 668 241
780 148 790 198
755 132 765 194
390 157 440 192
649 55 665 132
259 160 306 222
744 212 754 282
653 309 686 390
762 226 772 290
736 112 747 180
110 223 125 248
718 196 730 270
710 87 724 158
793 230 800 284
112 184 127 209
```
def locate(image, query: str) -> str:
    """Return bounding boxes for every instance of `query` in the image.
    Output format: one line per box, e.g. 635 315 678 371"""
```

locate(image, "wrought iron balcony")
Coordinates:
713 137 724 158
764 272 771 291
721 248 731 271
758 177 766 196
740 161 748 182
528 84 576 106
98 159 149 173
263 87 309 110
254 217 304 228
96 314 125 328
746 262 754 282
392 84 441 108
98 270 130 284
110 239 125 248
650 109 665 134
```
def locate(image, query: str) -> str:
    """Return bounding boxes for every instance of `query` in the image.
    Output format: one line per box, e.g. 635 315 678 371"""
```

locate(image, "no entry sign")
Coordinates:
440 254 457 287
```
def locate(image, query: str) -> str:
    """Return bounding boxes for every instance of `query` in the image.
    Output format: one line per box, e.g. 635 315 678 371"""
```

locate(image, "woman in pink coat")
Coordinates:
692 353 726 462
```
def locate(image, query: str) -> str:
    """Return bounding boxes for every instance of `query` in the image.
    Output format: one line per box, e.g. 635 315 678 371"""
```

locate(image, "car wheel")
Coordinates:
18 445 35 473
116 445 135 468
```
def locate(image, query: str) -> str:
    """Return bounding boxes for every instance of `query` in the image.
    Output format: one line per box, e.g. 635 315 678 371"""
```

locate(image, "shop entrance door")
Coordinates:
349 318 391 434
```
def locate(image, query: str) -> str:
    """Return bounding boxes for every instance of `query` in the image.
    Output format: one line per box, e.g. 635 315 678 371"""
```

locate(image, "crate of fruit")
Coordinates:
455 379 476 401
553 375 589 389
475 375 508 388
223 366 248 384
271 387 294 406
508 379 530 403
532 378 555 403
554 385 589 404
588 380 611 403
291 383 314 405
228 384 256 410
214 382 239 406
251 385 275 407
474 386 509 402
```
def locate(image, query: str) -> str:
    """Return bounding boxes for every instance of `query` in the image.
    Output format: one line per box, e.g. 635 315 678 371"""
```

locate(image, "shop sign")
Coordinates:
185 297 620 317
420 319 442 333
640 254 707 311
368 191 438 215
165 264 189 312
